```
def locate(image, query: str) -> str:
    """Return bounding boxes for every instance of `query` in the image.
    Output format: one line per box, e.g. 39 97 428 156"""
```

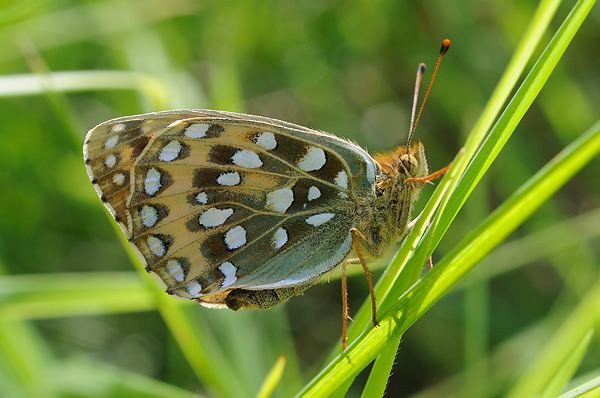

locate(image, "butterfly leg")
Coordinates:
405 163 451 184
350 228 380 329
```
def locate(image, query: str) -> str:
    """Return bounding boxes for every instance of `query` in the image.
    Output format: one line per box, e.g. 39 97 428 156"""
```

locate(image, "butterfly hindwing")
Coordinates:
84 110 378 305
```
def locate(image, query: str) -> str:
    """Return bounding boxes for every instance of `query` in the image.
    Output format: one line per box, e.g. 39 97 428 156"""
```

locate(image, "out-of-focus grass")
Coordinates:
257 356 287 398
0 0 598 397
0 272 152 320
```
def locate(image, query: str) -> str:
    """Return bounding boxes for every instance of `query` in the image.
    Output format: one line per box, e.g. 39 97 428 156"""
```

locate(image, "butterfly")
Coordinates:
83 39 451 349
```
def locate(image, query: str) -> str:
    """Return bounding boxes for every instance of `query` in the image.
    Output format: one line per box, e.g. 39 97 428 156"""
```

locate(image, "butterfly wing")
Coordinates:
84 110 208 234
84 110 377 305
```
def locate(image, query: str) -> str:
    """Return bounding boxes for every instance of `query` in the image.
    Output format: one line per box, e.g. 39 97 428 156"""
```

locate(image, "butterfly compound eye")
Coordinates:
399 154 419 177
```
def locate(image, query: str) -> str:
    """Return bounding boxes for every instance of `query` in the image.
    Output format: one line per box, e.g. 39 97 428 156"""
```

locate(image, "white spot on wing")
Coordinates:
186 281 202 297
298 146 326 171
159 140 182 162
307 186 321 201
255 132 277 150
140 205 159 227
144 168 162 196
112 173 125 185
166 119 186 129
219 262 237 287
147 236 165 257
306 213 334 226
232 149 263 168
335 170 348 189
104 135 119 149
217 172 241 186
266 188 294 213
195 192 208 204
199 208 234 228
104 154 116 168
167 259 185 282
272 227 288 249
224 226 247 250
335 170 349 198
184 123 209 138
111 123 126 133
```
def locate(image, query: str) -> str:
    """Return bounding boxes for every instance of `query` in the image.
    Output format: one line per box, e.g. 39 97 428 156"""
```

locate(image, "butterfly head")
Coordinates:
374 142 428 189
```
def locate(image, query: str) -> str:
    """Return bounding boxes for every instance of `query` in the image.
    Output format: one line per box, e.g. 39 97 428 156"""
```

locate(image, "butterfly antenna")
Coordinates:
407 38 451 146
406 63 426 148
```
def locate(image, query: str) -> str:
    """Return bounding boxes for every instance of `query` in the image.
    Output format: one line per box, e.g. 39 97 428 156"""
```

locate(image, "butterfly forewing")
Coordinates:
84 110 377 306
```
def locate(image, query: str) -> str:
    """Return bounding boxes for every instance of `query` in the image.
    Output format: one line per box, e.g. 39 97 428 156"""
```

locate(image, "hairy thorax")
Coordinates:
354 142 429 256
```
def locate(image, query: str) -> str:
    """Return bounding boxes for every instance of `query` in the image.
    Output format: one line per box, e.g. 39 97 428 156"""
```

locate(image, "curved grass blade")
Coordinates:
541 331 594 398
0 272 152 320
559 374 600 398
360 335 400 398
507 277 600 397
256 356 287 398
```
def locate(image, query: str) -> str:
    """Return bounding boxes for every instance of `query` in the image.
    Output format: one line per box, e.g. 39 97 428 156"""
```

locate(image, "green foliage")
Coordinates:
0 1 598 397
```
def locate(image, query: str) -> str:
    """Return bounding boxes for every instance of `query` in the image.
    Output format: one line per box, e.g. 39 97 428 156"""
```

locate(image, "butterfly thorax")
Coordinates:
354 142 428 256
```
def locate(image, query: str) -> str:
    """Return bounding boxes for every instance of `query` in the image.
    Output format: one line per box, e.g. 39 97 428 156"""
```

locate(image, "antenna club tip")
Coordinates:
418 63 426 73
440 38 452 54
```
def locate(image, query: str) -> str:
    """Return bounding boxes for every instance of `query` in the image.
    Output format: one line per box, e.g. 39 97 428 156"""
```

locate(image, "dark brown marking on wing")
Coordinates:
131 135 151 159
311 150 347 185
269 133 305 165
209 145 237 165
193 168 241 188
206 124 225 138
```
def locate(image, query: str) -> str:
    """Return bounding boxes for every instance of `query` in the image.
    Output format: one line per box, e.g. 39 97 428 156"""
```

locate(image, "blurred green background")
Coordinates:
0 0 598 397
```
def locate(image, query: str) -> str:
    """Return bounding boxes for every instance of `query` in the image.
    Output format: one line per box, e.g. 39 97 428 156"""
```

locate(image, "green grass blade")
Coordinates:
51 358 202 398
360 335 400 398
256 356 286 398
507 277 600 397
462 280 490 397
0 260 53 396
460 206 600 287
560 374 600 398
461 0 563 153
0 71 170 110
426 0 595 256
343 0 564 348
0 272 153 320
296 111 600 396
0 321 50 395
0 0 197 64
409 306 567 397
541 330 594 398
